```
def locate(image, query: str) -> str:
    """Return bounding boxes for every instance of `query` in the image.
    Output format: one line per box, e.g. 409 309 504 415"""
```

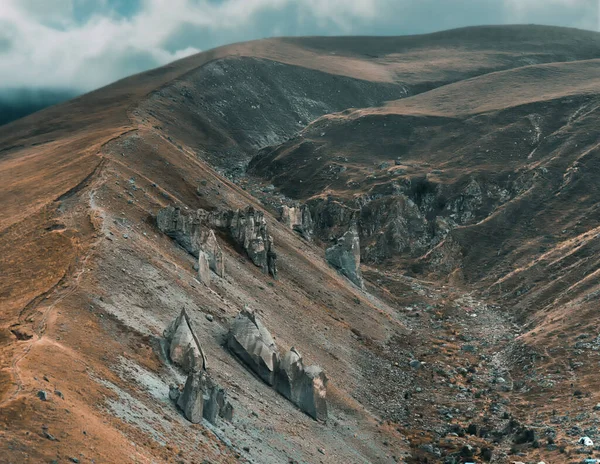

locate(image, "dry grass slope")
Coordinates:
2 25 600 463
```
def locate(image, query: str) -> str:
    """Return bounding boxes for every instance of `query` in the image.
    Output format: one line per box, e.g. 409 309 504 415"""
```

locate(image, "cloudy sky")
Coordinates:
0 0 597 92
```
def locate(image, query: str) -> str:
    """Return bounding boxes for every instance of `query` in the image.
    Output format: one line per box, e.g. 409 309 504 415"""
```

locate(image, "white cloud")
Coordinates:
0 0 358 90
300 0 379 30
503 0 596 29
0 0 596 92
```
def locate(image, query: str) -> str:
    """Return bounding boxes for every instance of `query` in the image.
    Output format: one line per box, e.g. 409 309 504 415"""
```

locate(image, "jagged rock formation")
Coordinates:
227 307 279 386
174 371 233 424
304 177 512 266
299 366 328 422
156 206 207 257
157 205 276 277
276 348 304 402
307 197 359 241
229 207 277 278
203 378 234 423
203 229 225 277
325 225 364 288
197 250 211 285
164 309 207 373
227 310 328 421
276 348 328 421
280 205 313 240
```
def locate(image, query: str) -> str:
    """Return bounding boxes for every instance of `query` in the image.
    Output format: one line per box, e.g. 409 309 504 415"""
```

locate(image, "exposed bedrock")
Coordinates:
325 225 364 288
202 229 225 278
157 205 276 277
164 309 207 373
229 206 277 277
156 206 206 257
301 171 536 277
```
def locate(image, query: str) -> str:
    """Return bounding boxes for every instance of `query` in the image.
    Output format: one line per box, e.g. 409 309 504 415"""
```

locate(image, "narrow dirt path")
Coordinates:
0 156 109 407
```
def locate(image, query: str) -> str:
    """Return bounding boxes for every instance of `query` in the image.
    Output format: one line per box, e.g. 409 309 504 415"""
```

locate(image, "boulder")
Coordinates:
276 347 305 403
298 365 328 421
176 371 232 424
176 372 206 423
325 225 364 288
164 309 207 373
169 384 181 401
276 348 328 421
514 427 536 444
227 308 279 386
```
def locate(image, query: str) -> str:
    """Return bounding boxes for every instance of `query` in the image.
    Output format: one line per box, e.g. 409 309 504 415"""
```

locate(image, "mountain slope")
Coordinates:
2 25 600 464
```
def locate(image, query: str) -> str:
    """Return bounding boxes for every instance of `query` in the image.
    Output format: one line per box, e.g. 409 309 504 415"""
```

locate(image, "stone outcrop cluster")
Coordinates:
157 205 276 278
164 310 233 424
325 225 364 288
172 371 233 424
227 306 280 386
297 174 532 276
276 348 328 421
228 207 277 277
279 204 313 240
227 308 327 421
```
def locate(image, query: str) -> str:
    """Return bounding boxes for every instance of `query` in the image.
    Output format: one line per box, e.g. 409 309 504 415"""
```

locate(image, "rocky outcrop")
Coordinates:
174 371 233 424
273 171 533 280
227 307 279 386
157 205 276 277
199 375 233 424
280 205 313 240
197 251 211 285
203 229 225 277
164 309 207 373
307 197 358 241
226 310 328 421
299 365 328 422
276 348 328 421
229 207 277 277
359 195 432 263
276 348 304 402
325 225 364 288
423 235 464 276
157 206 206 257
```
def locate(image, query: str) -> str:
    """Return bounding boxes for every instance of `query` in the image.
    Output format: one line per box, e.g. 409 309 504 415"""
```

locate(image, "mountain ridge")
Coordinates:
2 24 600 463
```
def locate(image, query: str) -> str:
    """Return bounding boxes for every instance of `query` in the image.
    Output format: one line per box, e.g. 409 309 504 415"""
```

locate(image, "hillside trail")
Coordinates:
0 155 110 408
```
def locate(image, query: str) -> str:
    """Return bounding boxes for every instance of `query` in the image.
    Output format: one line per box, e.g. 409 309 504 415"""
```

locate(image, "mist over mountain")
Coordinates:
0 88 78 126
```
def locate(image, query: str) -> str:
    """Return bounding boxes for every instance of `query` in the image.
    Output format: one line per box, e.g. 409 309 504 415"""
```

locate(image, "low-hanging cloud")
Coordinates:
0 0 597 92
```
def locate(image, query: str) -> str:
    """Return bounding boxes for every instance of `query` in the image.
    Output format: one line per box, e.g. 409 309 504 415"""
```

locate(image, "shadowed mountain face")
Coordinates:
2 25 600 464
0 89 77 126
